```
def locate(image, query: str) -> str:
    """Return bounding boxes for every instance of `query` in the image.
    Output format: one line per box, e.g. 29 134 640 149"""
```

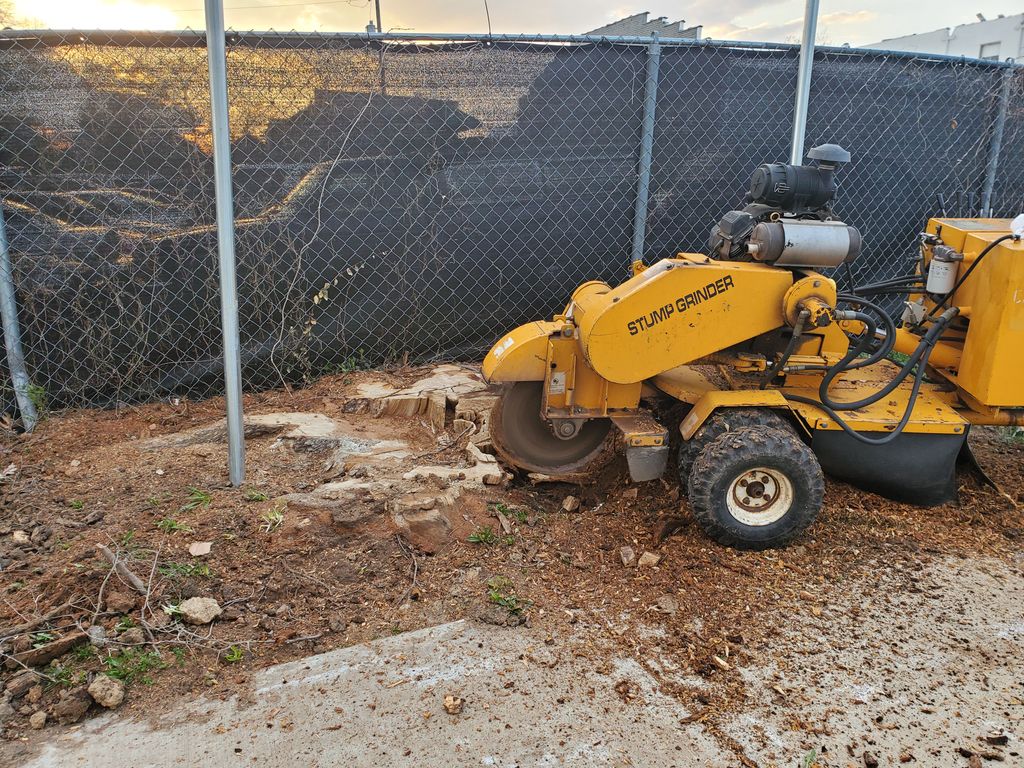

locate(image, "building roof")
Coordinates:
585 11 702 39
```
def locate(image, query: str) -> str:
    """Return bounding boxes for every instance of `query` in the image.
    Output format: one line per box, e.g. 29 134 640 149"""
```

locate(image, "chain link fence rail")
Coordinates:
0 29 1022 415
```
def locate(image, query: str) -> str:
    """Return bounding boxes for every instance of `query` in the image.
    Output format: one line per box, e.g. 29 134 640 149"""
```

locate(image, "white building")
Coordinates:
863 13 1024 62
586 12 702 39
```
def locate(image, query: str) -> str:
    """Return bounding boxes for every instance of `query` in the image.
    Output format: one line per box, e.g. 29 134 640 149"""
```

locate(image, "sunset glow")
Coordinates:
18 0 179 30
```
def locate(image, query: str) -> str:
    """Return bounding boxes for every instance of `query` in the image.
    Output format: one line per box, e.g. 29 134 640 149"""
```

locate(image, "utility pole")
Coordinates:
374 0 386 94
790 0 820 164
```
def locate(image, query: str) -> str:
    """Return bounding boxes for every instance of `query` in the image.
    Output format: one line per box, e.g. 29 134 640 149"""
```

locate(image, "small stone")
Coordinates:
638 551 661 567
53 687 91 724
654 595 678 615
391 506 451 554
28 711 47 729
87 625 108 647
188 541 212 557
561 495 580 513
105 591 137 614
118 627 145 645
178 597 222 625
11 530 29 545
87 674 125 709
620 487 638 501
619 546 636 568
442 694 464 715
328 615 348 633
863 752 879 768
24 685 43 704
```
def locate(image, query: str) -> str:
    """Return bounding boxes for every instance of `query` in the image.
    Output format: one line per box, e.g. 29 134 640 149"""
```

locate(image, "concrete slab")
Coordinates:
21 622 731 768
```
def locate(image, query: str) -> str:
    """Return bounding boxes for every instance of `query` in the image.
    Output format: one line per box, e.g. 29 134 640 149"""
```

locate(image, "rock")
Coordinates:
188 541 212 557
118 627 145 646
87 625 108 647
24 685 43 704
105 591 137 614
654 595 678 615
28 710 47 729
561 495 580 513
442 694 464 715
87 674 125 709
30 526 52 545
638 551 661 568
391 505 452 554
53 687 91 724
619 546 637 568
621 487 638 501
179 597 222 625
0 699 15 722
863 752 879 768
968 756 982 768
11 530 29 545
328 615 348 633
5 670 37 698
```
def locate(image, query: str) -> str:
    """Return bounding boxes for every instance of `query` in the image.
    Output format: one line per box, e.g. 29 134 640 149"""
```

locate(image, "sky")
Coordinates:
9 1 1024 47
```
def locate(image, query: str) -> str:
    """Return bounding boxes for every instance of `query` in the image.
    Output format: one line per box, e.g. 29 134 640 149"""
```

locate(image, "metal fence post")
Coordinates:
790 0 820 164
630 33 661 266
981 62 1015 216
0 204 38 431
204 0 245 486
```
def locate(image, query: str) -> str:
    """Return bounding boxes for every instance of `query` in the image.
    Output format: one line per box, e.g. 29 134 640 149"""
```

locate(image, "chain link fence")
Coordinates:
1 30 1022 416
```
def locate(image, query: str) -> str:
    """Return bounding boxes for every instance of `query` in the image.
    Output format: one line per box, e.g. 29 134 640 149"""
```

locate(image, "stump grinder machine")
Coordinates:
482 144 1024 549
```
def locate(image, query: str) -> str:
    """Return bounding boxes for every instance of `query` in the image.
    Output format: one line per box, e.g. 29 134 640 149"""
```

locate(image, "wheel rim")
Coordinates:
725 466 794 526
490 382 612 476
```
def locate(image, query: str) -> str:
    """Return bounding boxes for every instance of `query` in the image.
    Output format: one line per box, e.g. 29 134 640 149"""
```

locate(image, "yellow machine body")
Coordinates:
482 213 1022 515
895 218 1024 412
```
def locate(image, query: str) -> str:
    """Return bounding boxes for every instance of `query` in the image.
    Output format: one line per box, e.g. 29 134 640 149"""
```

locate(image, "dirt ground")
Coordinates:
0 364 1021 767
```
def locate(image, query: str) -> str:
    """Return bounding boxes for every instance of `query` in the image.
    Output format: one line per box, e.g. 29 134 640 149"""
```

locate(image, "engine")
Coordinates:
709 143 861 268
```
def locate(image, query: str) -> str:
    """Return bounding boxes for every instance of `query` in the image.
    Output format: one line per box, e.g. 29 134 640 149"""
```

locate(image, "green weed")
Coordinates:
244 489 269 502
467 525 497 545
179 487 212 513
486 576 530 615
104 649 166 686
158 561 212 579
260 504 285 533
30 631 55 649
222 645 244 663
156 517 192 534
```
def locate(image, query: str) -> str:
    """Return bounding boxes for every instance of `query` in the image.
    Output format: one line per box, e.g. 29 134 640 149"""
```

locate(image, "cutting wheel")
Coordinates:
489 382 613 476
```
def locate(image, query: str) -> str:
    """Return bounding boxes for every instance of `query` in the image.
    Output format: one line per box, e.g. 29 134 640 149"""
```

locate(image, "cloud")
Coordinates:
707 9 878 44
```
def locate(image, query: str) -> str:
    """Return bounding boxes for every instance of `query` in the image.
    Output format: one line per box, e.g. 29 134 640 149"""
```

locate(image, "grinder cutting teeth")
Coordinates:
482 144 1024 549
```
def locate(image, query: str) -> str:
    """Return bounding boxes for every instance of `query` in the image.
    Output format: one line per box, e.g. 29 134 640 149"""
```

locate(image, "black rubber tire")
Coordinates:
677 408 793 493
688 426 824 550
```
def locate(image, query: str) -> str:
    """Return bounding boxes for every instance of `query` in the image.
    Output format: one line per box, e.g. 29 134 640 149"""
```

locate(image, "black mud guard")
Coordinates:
811 428 967 506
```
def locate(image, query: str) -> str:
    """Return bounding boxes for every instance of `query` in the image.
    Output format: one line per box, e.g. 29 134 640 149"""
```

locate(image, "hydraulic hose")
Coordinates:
819 304 948 411
785 307 959 446
834 294 896 371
